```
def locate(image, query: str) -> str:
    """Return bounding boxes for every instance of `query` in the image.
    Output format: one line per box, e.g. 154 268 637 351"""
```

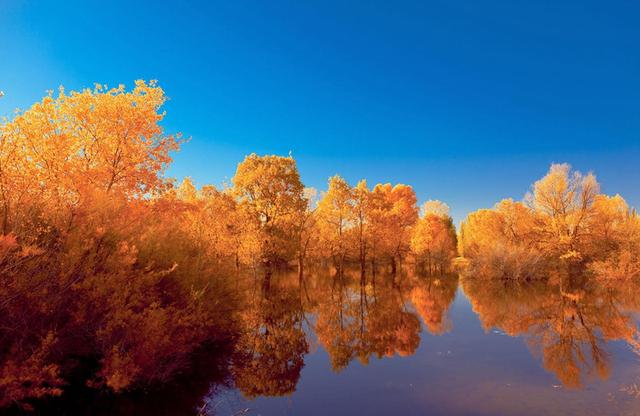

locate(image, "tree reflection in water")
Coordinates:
15 267 640 414
231 271 309 398
463 268 640 389
313 269 425 371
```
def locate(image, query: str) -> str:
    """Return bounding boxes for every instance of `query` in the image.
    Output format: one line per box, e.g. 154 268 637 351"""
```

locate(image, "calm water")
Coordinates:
207 271 640 416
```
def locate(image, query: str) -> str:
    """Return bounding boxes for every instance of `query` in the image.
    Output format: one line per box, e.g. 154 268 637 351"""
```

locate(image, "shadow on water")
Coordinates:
5 341 235 416
6 266 640 415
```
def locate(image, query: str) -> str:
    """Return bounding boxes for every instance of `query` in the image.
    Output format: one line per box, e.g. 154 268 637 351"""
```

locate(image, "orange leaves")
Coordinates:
366 183 419 270
232 154 307 265
0 81 237 408
0 80 182 239
527 163 600 255
411 202 457 274
461 163 640 280
0 332 63 409
590 250 640 280
313 177 426 273
316 175 354 265
232 154 306 219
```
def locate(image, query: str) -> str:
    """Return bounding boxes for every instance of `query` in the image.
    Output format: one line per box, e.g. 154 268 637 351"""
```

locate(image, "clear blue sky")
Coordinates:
1 0 638 224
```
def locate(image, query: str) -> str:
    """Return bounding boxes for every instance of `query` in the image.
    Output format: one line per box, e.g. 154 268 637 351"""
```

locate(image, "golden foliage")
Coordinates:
460 164 639 280
0 81 454 408
10 79 640 409
0 82 232 407
411 203 457 275
232 154 307 266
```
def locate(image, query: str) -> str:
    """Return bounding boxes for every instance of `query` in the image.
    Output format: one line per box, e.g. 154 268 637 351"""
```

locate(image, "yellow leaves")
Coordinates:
313 176 425 271
176 177 198 202
528 163 600 251
458 208 502 258
232 154 306 264
368 183 419 264
462 163 639 280
0 80 243 408
4 79 180 198
421 200 450 217
593 194 628 221
411 212 457 273
560 250 582 262
316 175 354 262
590 250 640 280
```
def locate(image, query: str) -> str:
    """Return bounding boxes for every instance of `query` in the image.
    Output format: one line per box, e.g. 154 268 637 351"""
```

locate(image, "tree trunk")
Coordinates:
297 255 304 281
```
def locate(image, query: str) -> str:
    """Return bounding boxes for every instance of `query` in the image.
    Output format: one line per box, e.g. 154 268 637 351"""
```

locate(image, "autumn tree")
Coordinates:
232 154 307 268
368 184 419 274
294 187 320 277
411 200 457 274
460 163 639 280
352 180 371 275
174 178 258 270
316 175 354 272
0 81 181 237
527 163 599 259
0 82 237 408
460 199 552 279
589 198 640 280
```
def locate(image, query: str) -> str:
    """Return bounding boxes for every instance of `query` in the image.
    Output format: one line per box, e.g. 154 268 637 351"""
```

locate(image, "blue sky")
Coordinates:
1 0 638 224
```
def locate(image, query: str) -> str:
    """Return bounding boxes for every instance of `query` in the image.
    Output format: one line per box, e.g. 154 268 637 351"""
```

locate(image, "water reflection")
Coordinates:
410 274 458 335
231 274 308 398
313 270 423 371
18 268 640 415
463 271 640 389
224 268 640 413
